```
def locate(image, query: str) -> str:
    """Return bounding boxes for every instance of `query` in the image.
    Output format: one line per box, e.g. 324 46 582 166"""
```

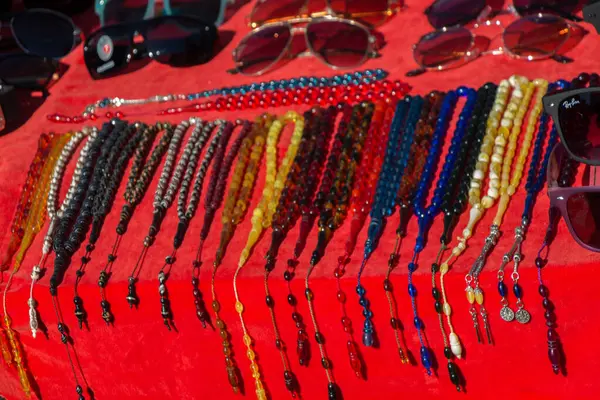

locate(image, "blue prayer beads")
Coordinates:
407 87 477 374
357 96 424 347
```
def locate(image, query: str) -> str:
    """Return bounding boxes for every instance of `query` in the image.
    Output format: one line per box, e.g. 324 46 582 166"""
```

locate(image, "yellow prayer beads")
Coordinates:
233 111 304 400
238 111 304 266
211 116 271 395
493 79 548 226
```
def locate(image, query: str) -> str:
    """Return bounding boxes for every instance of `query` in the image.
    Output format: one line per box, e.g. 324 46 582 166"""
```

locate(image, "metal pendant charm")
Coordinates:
500 306 515 322
515 308 531 324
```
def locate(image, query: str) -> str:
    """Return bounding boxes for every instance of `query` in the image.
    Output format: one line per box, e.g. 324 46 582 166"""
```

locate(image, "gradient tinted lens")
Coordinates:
306 20 369 68
11 10 75 58
556 92 600 162
329 0 395 26
567 192 600 249
102 0 149 25
234 25 291 75
513 0 580 16
167 0 223 25
503 15 569 59
425 0 485 29
249 0 306 26
0 56 55 87
84 25 133 79
414 27 472 69
146 17 218 66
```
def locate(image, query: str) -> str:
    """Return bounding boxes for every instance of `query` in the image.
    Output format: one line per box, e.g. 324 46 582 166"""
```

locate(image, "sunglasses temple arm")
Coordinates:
475 5 493 25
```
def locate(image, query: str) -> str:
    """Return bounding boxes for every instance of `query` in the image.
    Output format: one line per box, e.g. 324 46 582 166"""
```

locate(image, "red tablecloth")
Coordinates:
1 1 600 399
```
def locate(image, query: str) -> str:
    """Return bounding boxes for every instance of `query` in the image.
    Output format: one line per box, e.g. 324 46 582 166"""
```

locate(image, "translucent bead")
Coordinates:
443 303 452 316
465 287 475 304
474 289 484 305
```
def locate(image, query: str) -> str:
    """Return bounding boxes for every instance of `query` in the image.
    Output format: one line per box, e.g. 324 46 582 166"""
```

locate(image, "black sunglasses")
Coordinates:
543 85 600 166
425 0 582 29
0 55 61 134
84 15 218 79
0 54 58 89
1 8 81 58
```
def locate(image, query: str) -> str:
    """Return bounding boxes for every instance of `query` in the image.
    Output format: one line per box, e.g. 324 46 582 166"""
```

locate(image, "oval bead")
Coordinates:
513 283 523 298
497 281 507 297
443 303 452 316
449 332 462 359
474 289 484 305
465 287 475 304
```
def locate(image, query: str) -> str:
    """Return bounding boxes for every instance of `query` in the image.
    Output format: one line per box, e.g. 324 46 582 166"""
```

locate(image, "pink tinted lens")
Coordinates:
503 14 569 59
328 0 394 26
414 27 472 69
567 192 600 249
306 20 370 68
234 25 291 75
249 0 306 26
557 92 600 162
425 0 486 29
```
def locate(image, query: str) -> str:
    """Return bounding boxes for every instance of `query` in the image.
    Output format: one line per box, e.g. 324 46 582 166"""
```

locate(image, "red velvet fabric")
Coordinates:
2 1 600 399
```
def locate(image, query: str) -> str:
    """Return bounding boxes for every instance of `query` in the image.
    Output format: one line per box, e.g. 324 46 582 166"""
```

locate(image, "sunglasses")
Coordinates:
84 15 218 79
547 142 600 252
95 0 227 27
408 13 583 76
0 8 81 58
248 0 401 28
0 55 59 134
543 86 600 166
425 0 582 30
231 15 378 76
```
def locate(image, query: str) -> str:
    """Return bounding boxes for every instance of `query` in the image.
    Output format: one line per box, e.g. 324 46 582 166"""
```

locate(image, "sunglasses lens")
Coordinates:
329 0 395 26
503 14 569 59
0 56 55 86
556 92 600 162
425 0 486 29
249 0 306 27
146 17 218 66
84 26 132 79
413 27 472 69
567 192 600 249
234 25 291 75
166 0 224 25
306 20 370 68
102 0 150 25
11 10 75 58
513 0 580 15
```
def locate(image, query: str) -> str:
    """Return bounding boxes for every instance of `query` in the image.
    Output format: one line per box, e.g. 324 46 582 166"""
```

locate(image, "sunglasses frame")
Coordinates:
543 87 600 166
547 142 600 252
248 0 401 28
2 8 81 59
84 15 217 79
411 13 579 75
233 14 378 76
425 0 582 30
0 54 57 89
95 0 227 27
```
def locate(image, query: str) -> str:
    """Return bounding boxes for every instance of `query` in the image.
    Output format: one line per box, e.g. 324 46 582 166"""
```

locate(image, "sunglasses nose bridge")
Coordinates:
290 26 306 36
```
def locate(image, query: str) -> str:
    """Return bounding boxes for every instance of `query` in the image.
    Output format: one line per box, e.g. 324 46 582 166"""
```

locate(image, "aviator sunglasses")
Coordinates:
231 14 379 76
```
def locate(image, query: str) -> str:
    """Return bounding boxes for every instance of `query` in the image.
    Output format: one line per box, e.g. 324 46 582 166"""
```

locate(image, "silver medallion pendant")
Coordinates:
515 308 531 324
500 306 515 322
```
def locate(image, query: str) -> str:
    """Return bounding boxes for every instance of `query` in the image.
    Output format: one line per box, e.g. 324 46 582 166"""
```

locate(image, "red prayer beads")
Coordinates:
1 133 54 271
46 81 411 123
